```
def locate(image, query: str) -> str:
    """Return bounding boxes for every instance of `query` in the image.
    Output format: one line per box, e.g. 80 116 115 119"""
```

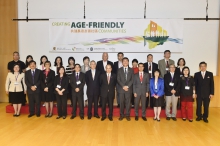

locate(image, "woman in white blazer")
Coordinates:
5 64 27 117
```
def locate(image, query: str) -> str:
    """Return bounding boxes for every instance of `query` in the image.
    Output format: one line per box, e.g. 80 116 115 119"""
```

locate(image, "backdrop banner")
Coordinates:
49 19 183 53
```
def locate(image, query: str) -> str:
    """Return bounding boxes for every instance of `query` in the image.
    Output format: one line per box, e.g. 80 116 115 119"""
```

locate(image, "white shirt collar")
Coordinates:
107 73 111 76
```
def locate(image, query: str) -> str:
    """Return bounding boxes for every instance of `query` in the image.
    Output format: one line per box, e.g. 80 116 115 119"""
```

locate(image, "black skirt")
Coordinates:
152 96 164 107
9 92 24 104
41 89 55 102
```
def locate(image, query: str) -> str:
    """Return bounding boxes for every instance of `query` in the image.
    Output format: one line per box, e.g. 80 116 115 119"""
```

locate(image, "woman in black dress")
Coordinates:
66 57 75 106
54 66 69 119
40 61 55 117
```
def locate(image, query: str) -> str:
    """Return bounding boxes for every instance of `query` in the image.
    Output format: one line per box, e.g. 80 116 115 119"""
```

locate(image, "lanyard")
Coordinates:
15 74 19 82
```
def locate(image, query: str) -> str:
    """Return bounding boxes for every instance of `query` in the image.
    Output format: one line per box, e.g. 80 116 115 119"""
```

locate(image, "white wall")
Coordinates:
18 0 219 75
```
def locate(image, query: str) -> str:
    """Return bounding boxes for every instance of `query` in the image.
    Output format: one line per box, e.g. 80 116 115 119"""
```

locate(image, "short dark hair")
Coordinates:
13 51 19 55
29 60 36 65
132 59 138 64
54 56 63 66
169 64 175 68
147 54 153 58
68 57 75 65
75 63 81 68
138 63 144 67
164 50 171 54
25 55 33 67
153 69 161 76
199 61 207 66
182 66 190 76
117 52 124 56
44 61 51 67
58 66 66 76
83 56 90 62
122 57 129 62
177 58 186 66
12 63 22 74
40 55 48 65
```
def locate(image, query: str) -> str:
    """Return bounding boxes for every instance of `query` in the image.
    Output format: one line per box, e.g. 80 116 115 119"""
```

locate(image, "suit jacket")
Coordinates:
54 75 69 94
143 62 158 78
85 70 101 96
194 71 214 98
113 61 122 74
164 72 180 96
175 67 184 78
5 72 27 92
158 59 175 78
150 78 164 97
81 65 90 73
40 69 55 90
70 72 85 96
96 60 113 74
25 69 41 94
133 72 149 97
117 67 134 93
100 73 117 98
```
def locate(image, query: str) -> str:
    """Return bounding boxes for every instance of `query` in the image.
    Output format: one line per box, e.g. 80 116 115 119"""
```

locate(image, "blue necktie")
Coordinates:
32 71 35 84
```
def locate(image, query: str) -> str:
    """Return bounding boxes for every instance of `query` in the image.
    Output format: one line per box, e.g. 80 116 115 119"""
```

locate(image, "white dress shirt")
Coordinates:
103 61 107 71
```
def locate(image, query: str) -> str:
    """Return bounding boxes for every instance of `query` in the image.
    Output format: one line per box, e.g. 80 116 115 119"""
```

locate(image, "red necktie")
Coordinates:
140 73 143 82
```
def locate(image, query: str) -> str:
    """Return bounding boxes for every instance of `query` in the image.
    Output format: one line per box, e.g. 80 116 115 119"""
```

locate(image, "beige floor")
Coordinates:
0 103 220 146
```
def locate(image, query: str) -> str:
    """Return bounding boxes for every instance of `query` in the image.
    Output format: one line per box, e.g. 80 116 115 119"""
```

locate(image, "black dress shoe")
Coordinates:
119 116 123 121
13 114 17 117
142 117 147 121
135 116 138 121
16 114 20 117
171 117 177 121
157 118 160 122
126 117 131 121
203 118 208 123
182 118 186 121
189 120 193 122
45 114 49 118
108 117 113 121
101 117 106 121
80 116 84 120
70 115 76 119
166 117 170 120
153 117 157 120
28 114 34 118
88 116 91 120
48 113 53 118
94 115 100 119
63 116 66 119
36 114 40 117
56 116 61 119
196 117 202 121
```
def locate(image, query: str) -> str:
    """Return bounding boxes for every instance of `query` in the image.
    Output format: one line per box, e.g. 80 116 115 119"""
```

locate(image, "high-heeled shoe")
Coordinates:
13 114 17 117
45 114 49 118
153 117 157 120
56 116 61 119
16 114 20 117
157 118 160 122
48 113 53 118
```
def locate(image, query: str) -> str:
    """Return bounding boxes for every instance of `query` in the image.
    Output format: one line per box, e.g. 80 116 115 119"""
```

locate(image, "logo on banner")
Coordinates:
90 47 93 51
53 47 56 51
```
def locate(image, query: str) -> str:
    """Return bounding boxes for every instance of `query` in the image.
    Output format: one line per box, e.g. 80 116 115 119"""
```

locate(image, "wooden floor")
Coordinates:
0 103 220 146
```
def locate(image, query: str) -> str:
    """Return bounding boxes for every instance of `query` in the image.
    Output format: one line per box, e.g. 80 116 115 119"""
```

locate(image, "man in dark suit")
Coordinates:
96 52 114 107
143 54 158 108
113 52 124 108
70 64 85 120
164 64 180 121
117 57 134 121
25 60 41 117
133 63 149 121
100 64 117 121
194 62 214 123
85 60 101 119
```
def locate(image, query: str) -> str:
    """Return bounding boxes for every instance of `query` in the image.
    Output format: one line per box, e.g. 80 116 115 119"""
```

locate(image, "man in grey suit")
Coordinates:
133 63 149 121
117 57 134 121
158 50 175 78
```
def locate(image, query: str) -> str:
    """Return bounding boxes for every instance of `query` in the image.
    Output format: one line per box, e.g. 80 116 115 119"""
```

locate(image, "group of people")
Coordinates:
5 50 214 123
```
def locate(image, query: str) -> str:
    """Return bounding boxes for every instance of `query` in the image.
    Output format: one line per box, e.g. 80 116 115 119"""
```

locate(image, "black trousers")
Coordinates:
56 94 67 117
88 94 99 117
28 93 40 115
196 97 210 119
101 93 114 118
131 92 135 106
72 93 84 117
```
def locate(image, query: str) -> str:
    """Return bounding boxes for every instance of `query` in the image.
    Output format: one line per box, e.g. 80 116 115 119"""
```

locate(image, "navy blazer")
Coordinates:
70 72 85 96
143 62 158 78
150 78 164 97
25 69 41 94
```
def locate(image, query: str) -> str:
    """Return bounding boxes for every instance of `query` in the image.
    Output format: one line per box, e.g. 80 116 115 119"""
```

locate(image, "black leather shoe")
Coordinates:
45 114 49 118
166 117 170 120
56 116 61 119
119 116 123 121
70 115 76 119
88 116 91 120
189 119 193 122
135 116 138 121
171 117 177 121
16 114 20 117
101 117 106 121
13 114 17 117
28 114 34 118
203 118 208 123
36 114 40 117
80 116 84 120
157 118 160 122
108 117 113 121
48 113 53 118
94 115 100 119
153 117 157 120
63 116 66 119
182 118 186 121
142 117 147 121
196 117 202 121
126 117 131 121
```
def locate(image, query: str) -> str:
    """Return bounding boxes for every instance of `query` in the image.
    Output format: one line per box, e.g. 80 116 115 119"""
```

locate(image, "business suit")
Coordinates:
194 71 214 119
117 67 134 118
70 72 85 118
158 59 175 78
133 72 149 117
85 69 101 118
100 73 117 119
54 75 69 117
25 69 41 116
164 72 180 118
81 65 90 102
40 70 55 102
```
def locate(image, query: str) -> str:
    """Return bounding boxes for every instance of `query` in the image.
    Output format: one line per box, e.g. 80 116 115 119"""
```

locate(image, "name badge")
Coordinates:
57 85 61 89
185 86 190 90
149 71 152 73
169 82 174 86
166 68 169 71
76 81 81 85
14 82 19 85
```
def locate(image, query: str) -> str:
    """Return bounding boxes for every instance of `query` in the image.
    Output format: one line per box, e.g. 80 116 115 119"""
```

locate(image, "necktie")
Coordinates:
140 73 143 83
166 61 169 68
76 73 79 81
149 63 152 78
125 68 127 80
107 74 110 84
32 70 35 84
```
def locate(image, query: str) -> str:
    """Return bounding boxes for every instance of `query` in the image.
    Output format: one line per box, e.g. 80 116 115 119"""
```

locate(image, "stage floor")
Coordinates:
1 103 220 146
